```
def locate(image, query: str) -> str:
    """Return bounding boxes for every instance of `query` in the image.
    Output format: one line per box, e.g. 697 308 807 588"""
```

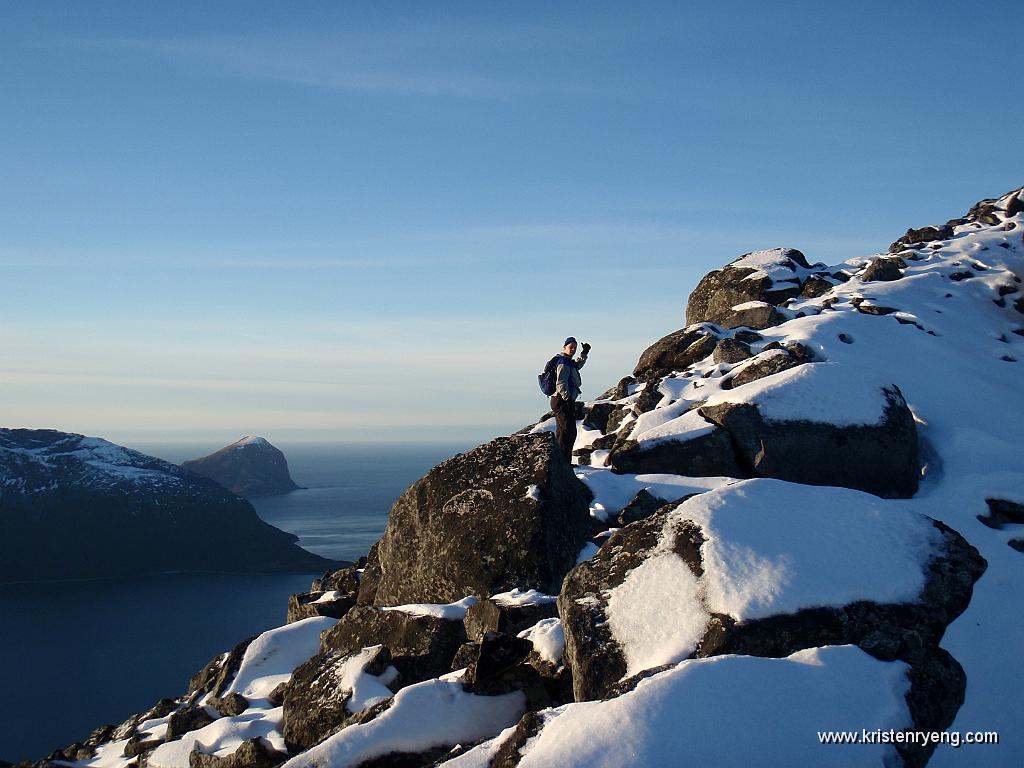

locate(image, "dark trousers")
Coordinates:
551 395 577 464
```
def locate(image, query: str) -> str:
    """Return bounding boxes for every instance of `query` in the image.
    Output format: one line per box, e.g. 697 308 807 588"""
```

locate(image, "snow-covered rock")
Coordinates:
559 481 984 702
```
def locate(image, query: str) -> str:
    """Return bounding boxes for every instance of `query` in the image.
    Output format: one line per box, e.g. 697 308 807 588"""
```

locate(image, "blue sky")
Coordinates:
2 1 1021 446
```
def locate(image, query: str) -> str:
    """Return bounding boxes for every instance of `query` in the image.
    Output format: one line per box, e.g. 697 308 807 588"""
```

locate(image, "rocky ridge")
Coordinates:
23 186 1024 768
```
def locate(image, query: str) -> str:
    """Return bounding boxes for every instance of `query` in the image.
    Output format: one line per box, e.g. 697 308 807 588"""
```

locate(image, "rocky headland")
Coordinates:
182 436 302 499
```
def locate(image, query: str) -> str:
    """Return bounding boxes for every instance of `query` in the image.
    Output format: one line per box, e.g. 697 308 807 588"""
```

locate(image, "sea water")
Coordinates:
0 442 469 762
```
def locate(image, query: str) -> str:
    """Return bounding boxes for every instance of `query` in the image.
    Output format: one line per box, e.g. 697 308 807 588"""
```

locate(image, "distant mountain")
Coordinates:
181 436 301 498
0 429 336 584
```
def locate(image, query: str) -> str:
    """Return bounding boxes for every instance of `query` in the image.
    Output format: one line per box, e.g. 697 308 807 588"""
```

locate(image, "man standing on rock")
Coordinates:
551 337 590 463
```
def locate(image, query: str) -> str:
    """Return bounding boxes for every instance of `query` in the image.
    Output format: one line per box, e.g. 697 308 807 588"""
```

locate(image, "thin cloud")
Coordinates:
67 32 596 100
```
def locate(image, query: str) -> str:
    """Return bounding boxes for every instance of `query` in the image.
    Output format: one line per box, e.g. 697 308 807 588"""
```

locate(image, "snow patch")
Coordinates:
382 596 478 620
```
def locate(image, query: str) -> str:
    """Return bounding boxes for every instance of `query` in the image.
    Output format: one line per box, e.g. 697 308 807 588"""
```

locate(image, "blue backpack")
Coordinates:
538 355 573 396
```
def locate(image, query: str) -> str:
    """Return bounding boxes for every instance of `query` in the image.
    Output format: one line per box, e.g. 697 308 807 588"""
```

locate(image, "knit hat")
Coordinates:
564 337 577 347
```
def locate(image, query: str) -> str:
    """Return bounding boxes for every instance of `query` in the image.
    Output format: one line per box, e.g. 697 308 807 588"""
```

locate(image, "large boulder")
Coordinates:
699 363 920 498
559 481 984 703
360 434 592 606
685 248 813 327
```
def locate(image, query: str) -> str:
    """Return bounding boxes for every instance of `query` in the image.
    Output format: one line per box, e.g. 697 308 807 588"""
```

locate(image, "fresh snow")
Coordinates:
631 407 716 445
702 361 897 427
575 467 734 517
606 549 709 677
517 618 565 665
604 480 943 672
382 596 478 620
282 676 525 768
147 708 287 768
509 646 911 767
335 645 399 713
220 616 337 701
490 589 557 607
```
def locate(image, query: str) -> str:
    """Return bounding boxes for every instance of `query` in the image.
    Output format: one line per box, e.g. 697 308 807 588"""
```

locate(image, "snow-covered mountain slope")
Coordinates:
31 187 1023 768
0 429 336 582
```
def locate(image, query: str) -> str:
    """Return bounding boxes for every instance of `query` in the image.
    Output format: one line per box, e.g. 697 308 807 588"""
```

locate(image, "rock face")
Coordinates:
0 429 335 583
181 436 301 498
359 434 592 606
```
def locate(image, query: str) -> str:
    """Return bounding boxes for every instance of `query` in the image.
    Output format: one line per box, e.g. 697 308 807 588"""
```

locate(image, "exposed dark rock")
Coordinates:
721 348 805 390
491 711 546 768
1009 539 1024 553
356 542 383 605
604 406 633 436
559 513 665 701
889 224 954 253
361 434 592 606
799 274 835 298
211 693 249 717
712 338 752 364
313 565 362 594
464 600 502 641
283 644 395 753
632 327 718 380
717 302 786 330
181 436 301 498
609 423 743 479
582 402 617 433
862 257 905 282
898 648 968 768
855 303 899 316
166 706 217 741
0 429 336 583
189 637 256 699
267 683 289 707
633 381 664 414
321 606 466 684
732 329 763 344
976 498 1024 529
700 385 919 498
461 632 568 710
463 598 559 641
189 738 287 768
685 248 811 327
560 505 984 702
350 745 453 768
287 591 356 623
617 489 671 526
123 735 162 759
